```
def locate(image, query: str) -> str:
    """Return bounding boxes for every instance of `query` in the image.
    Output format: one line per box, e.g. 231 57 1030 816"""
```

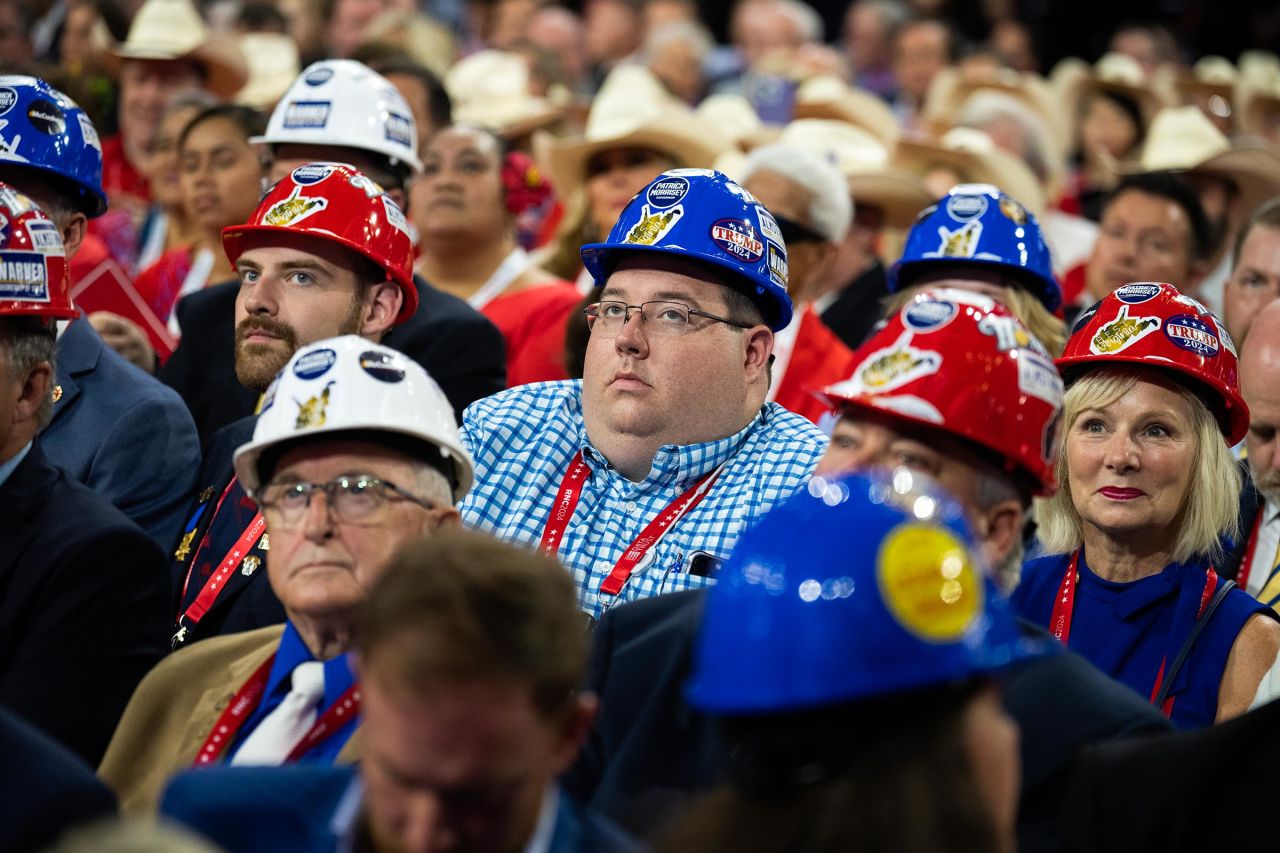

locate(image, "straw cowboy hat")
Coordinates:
1053 52 1175 128
534 65 729 198
1175 56 1237 102
1235 52 1280 142
924 66 1070 145
780 119 933 229
1118 105 1280 220
893 126 1047 216
696 94 781 151
233 33 299 111
445 50 563 139
110 0 247 97
792 76 900 146
363 11 457 80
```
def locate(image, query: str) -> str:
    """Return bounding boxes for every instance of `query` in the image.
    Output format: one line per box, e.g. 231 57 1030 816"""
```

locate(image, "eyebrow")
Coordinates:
598 287 706 308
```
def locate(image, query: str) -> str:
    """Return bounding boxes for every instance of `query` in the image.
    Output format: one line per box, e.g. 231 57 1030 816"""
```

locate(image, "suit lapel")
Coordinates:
48 321 102 427
0 445 60 582
177 637 278 763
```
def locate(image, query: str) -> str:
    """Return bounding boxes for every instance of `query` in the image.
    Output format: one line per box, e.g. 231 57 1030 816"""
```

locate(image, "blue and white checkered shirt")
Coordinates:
459 380 828 618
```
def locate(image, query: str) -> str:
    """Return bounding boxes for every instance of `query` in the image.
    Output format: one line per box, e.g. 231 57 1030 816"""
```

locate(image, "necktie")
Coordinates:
231 660 326 765
1256 532 1280 607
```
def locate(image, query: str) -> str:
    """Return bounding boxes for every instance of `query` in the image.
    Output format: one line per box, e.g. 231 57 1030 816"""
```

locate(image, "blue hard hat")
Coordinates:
0 76 107 218
581 168 794 331
685 469 1047 715
889 183 1061 313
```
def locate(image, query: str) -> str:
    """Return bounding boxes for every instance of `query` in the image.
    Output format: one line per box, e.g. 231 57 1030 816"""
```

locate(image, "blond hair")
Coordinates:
884 282 1068 357
1035 367 1241 564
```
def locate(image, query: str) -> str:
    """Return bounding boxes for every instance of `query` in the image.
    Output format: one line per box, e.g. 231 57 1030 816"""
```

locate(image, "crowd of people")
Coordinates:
0 0 1278 850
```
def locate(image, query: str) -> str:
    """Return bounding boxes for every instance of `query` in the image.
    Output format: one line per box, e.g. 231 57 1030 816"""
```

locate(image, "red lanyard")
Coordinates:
193 654 361 765
1049 550 1219 716
1235 513 1266 593
540 451 725 596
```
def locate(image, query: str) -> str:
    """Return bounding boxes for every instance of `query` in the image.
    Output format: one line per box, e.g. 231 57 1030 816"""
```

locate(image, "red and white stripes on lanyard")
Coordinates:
192 655 360 765
1050 550 1219 716
540 451 726 596
1235 512 1271 596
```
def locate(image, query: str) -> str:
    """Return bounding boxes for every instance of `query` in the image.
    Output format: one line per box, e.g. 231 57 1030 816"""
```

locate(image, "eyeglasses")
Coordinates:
257 476 436 527
584 301 754 337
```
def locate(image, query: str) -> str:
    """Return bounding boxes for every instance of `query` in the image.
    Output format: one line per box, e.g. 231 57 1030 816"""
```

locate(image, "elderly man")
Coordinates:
0 186 169 768
99 336 472 814
564 289 1170 853
739 142 857 423
0 76 201 551
167 164 486 650
460 169 827 619
158 532 643 853
159 59 505 442
1223 198 1280 347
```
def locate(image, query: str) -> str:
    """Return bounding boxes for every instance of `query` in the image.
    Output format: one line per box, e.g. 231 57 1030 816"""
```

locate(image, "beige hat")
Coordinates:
445 50 562 139
111 0 248 97
361 11 457 80
1176 56 1238 102
893 127 1047 216
1235 53 1280 141
923 66 1070 145
779 118 932 229
535 65 729 198
695 94 781 151
233 33 299 111
1068 53 1175 126
792 76 900 146
1118 105 1280 219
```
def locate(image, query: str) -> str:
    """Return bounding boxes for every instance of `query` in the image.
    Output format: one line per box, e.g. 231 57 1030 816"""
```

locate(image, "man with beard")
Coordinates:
168 164 435 651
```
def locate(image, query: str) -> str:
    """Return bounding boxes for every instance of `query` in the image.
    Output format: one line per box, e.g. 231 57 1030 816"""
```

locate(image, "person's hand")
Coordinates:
88 312 157 373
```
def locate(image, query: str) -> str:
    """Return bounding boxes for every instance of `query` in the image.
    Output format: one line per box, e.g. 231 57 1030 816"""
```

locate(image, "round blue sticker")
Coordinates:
1164 314 1219 357
304 67 334 86
0 88 16 117
903 299 957 332
646 176 690 209
1114 283 1162 304
293 348 337 380
710 219 763 262
291 164 335 186
359 351 405 383
945 193 987 221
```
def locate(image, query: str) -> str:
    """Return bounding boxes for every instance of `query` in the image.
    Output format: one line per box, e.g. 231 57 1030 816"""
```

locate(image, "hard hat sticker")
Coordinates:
645 176 689 209
291 164 336 186
359 350 405 383
1018 353 1064 406
1216 320 1237 357
282 100 331 130
0 251 48 301
766 242 787 289
623 204 682 246
1164 314 1220 357
293 347 336 380
1114 283 1162 304
0 88 15 116
1089 305 1161 355
382 196 409 235
710 219 763 262
384 112 413 148
294 382 333 429
877 523 981 642
304 67 334 86
263 186 328 227
998 195 1027 225
26 220 63 255
931 219 983 258
756 207 783 244
27 100 64 135
76 112 100 151
854 333 943 392
902 299 957 332
978 312 1044 354
945 192 988 221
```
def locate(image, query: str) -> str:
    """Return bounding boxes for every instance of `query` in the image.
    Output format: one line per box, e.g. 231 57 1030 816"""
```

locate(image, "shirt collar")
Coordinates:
521 787 559 853
1264 494 1280 527
270 621 357 709
0 441 32 490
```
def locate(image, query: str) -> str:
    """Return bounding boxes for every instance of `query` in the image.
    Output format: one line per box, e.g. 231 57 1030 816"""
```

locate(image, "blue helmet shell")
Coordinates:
890 184 1060 312
580 169 794 331
685 469 1048 715
0 76 107 218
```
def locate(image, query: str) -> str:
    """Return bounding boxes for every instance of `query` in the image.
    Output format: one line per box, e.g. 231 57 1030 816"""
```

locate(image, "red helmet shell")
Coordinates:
0 183 74 320
1057 281 1247 444
222 163 418 323
821 287 1064 496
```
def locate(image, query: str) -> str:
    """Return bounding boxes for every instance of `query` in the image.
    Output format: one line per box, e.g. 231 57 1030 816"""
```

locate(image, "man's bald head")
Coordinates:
1241 301 1280 500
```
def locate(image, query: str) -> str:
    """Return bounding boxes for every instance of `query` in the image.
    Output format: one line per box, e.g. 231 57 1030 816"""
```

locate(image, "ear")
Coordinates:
432 506 462 530
13 359 52 425
359 281 404 339
743 325 773 384
552 693 598 774
59 212 88 258
974 499 1024 571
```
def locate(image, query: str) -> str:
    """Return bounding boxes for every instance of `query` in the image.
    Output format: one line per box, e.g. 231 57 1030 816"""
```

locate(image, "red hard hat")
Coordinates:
0 183 75 321
1057 282 1248 445
222 163 418 323
820 287 1064 496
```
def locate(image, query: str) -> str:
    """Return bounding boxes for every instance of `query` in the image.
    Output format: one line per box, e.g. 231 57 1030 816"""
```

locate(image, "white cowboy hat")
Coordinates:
1054 52 1175 128
780 118 933 229
534 65 728 198
792 75 900 146
110 0 247 98
695 94 781 151
233 33 299 111
1235 53 1280 141
892 127 1047 217
446 50 562 139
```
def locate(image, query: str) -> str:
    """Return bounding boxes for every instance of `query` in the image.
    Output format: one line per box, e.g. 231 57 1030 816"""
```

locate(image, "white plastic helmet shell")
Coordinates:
252 59 423 174
233 336 473 501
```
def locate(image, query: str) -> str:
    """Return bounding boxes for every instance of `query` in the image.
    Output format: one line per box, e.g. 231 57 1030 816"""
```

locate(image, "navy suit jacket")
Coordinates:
158 275 507 446
42 319 201 549
0 441 170 766
161 765 644 853
0 707 116 853
564 589 1171 852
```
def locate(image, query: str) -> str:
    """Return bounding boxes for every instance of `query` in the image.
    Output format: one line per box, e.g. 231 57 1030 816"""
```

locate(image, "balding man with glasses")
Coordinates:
100 337 472 815
460 170 827 620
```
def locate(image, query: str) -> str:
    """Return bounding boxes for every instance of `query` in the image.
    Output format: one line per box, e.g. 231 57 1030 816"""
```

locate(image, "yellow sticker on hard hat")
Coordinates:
1088 305 1161 355
294 381 333 430
623 204 683 246
877 523 982 642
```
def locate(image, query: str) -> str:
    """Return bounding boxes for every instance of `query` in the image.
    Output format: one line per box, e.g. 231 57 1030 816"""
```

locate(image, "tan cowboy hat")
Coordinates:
1056 52 1174 128
1118 105 1280 220
1235 53 1280 141
923 65 1070 145
1176 56 1237 102
696 94 781 151
445 50 563 139
233 33 299 111
779 118 932 229
793 76 900 146
362 11 457 80
534 65 729 198
110 0 247 97
893 127 1047 216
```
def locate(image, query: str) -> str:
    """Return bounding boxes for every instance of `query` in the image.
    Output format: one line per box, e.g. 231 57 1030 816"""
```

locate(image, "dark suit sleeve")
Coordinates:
0 528 170 767
561 602 618 803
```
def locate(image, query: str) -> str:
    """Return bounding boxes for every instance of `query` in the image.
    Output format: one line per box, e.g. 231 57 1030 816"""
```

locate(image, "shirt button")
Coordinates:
624 501 639 514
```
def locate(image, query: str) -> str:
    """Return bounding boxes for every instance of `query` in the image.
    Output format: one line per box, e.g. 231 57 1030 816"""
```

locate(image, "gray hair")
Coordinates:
644 20 714 63
740 143 853 243
0 317 56 429
776 0 824 42
413 463 454 507
955 90 1052 182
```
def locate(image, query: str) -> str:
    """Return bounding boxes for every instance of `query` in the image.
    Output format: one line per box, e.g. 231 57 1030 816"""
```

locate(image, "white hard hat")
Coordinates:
233 336 473 502
252 59 423 175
